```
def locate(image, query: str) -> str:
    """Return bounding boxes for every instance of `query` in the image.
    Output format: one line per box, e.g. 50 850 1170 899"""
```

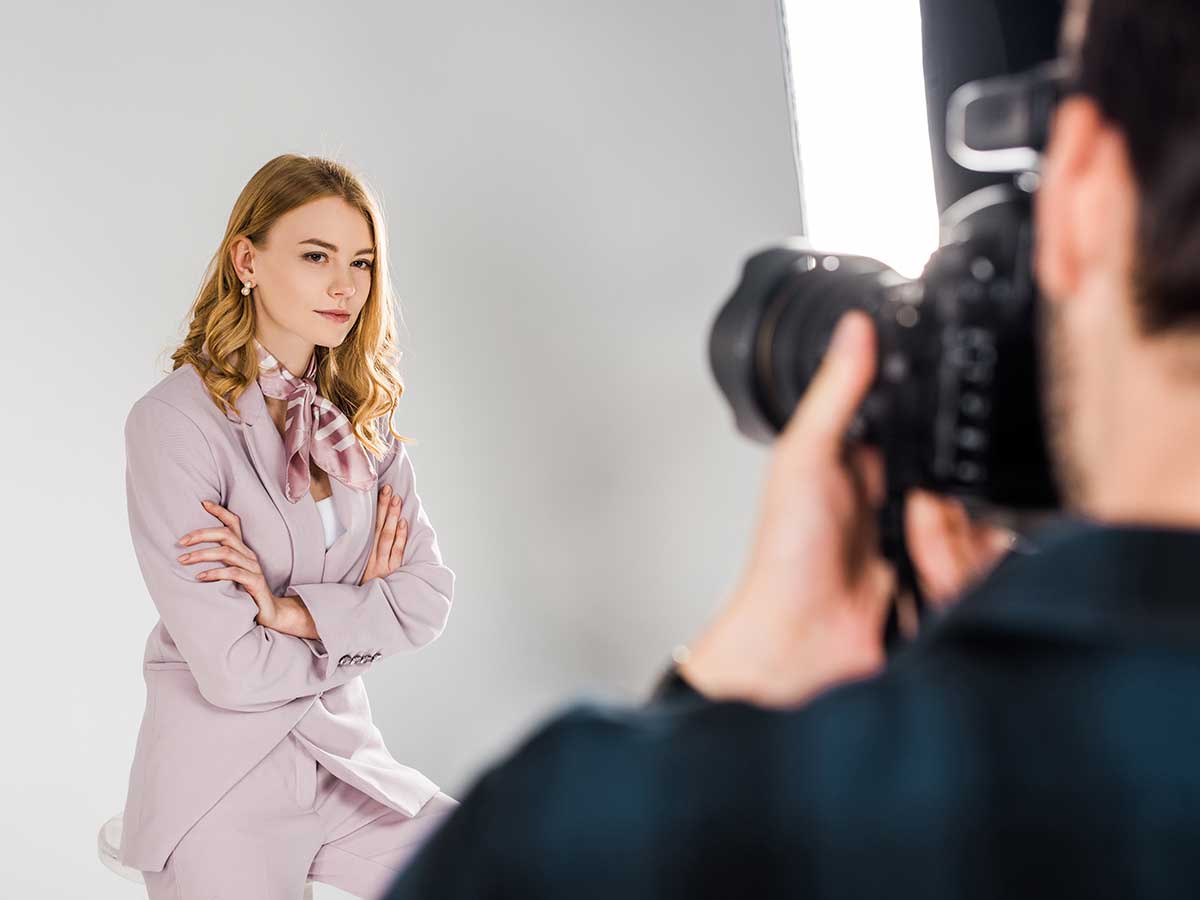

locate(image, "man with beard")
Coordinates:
387 1 1200 896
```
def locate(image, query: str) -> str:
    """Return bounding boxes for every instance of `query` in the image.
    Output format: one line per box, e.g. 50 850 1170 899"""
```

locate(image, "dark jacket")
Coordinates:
385 517 1200 899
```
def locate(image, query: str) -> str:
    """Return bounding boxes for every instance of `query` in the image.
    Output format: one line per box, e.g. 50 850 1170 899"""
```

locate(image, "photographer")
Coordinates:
386 1 1200 896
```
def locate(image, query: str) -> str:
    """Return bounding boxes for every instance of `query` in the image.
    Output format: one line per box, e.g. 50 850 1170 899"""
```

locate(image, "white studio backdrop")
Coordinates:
0 0 936 895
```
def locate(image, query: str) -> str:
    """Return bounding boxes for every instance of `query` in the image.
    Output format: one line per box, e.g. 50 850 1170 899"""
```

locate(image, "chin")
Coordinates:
302 321 355 349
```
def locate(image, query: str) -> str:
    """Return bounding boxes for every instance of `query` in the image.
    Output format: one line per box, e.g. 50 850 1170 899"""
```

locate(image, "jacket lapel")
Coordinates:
226 376 369 588
321 472 368 582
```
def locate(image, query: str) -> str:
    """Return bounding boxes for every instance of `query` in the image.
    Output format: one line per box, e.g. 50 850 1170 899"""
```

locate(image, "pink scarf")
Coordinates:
253 338 377 503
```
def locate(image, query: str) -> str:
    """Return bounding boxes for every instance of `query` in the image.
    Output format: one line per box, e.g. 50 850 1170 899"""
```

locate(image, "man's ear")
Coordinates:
1033 96 1105 303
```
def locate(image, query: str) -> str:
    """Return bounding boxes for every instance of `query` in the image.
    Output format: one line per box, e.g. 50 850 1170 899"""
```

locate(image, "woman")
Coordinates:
117 154 458 899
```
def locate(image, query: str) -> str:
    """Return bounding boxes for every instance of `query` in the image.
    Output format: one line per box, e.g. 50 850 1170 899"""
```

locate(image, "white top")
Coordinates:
314 495 345 549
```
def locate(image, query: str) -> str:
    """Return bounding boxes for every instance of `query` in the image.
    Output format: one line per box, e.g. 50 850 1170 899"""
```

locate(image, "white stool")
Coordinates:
98 814 316 898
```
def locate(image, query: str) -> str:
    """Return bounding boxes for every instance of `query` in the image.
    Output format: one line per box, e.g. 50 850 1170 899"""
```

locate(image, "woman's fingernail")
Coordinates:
392 496 400 506
382 485 391 495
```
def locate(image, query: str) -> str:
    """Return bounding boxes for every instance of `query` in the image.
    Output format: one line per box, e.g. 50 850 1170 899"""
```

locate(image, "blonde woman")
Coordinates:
117 154 458 899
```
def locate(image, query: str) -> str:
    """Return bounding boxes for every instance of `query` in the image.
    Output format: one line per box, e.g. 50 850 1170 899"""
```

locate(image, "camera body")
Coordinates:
710 61 1070 517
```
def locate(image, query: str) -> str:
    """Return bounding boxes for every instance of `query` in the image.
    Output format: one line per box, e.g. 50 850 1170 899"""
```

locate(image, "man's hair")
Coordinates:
1065 0 1200 335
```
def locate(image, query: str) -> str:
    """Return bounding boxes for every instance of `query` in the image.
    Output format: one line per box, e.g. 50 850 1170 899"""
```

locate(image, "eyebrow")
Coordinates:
298 238 375 256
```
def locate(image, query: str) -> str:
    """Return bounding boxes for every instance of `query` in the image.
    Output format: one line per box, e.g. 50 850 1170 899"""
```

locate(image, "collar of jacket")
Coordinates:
911 515 1200 653
219 373 368 584
222 375 273 427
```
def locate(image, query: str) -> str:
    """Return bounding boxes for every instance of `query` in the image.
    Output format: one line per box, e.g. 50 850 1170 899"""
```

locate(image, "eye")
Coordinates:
303 252 373 271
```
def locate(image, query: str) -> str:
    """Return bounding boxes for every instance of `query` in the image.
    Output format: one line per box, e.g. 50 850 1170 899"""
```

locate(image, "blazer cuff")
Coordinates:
284 570 451 675
285 580 386 675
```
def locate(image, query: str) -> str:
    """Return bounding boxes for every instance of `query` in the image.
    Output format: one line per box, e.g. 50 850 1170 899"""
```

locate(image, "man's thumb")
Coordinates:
783 310 877 453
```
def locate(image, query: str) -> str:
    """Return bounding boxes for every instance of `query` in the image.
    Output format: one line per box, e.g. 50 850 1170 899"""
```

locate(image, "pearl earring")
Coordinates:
241 280 253 296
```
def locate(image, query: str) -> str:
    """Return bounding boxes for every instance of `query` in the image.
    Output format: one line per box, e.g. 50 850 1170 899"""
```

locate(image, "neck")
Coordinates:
255 326 314 380
1085 337 1200 528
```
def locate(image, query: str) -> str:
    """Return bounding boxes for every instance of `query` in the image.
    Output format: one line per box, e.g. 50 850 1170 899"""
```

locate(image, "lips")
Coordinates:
316 310 351 323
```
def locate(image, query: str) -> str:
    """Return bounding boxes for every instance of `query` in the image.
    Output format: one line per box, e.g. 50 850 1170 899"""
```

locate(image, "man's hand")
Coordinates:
904 489 1015 612
679 312 894 707
679 312 1015 708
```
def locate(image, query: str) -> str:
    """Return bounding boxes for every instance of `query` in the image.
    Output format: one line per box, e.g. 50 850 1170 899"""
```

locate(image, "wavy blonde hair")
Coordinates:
170 154 410 459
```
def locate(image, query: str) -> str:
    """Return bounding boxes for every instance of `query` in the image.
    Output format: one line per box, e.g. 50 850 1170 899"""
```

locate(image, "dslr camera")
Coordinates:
709 61 1070 639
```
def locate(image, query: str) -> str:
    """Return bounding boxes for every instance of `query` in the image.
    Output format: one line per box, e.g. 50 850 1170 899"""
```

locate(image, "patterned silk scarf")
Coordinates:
253 338 377 503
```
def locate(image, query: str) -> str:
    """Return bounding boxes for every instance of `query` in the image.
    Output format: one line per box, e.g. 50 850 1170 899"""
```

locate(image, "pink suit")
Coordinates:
118 361 457 896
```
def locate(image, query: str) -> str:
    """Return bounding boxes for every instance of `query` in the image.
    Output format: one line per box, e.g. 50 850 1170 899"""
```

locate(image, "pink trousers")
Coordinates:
142 732 458 899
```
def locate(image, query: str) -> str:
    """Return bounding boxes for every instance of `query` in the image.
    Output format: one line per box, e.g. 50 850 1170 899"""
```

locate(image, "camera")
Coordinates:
709 60 1071 643
710 60 1071 518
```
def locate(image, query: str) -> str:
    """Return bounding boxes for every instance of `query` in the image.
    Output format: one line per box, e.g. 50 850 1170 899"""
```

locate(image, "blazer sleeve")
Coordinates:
282 429 455 669
124 396 370 712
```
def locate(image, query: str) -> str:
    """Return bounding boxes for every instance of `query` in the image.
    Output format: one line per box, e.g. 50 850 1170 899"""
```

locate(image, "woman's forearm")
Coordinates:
260 594 320 640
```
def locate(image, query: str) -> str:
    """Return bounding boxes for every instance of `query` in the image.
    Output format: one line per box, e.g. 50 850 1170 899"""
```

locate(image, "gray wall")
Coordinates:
0 1 801 894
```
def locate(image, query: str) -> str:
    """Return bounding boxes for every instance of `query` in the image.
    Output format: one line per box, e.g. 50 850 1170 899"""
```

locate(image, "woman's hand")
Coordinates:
359 483 409 586
177 499 283 628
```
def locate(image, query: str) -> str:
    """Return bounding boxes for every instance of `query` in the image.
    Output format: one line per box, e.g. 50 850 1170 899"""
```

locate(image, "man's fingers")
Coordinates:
905 490 1016 609
939 496 977 580
783 311 877 457
941 498 1015 579
848 444 887 510
970 521 1018 566
867 556 897 622
904 489 968 607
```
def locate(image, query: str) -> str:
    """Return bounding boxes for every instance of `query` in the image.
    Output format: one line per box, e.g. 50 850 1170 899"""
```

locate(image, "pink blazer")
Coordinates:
117 362 455 873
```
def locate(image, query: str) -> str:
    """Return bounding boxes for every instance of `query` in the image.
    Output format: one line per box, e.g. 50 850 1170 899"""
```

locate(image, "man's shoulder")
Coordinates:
509 669 909 781
451 666 954 890
509 641 1009 806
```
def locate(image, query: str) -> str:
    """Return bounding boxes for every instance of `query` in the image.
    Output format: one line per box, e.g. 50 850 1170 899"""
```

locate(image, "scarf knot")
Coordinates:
254 338 376 503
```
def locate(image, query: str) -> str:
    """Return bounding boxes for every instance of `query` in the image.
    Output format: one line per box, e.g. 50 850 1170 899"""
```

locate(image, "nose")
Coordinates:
330 277 356 302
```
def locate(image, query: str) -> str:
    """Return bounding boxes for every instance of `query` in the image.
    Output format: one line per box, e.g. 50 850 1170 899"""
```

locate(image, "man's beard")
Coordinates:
1037 298 1089 510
